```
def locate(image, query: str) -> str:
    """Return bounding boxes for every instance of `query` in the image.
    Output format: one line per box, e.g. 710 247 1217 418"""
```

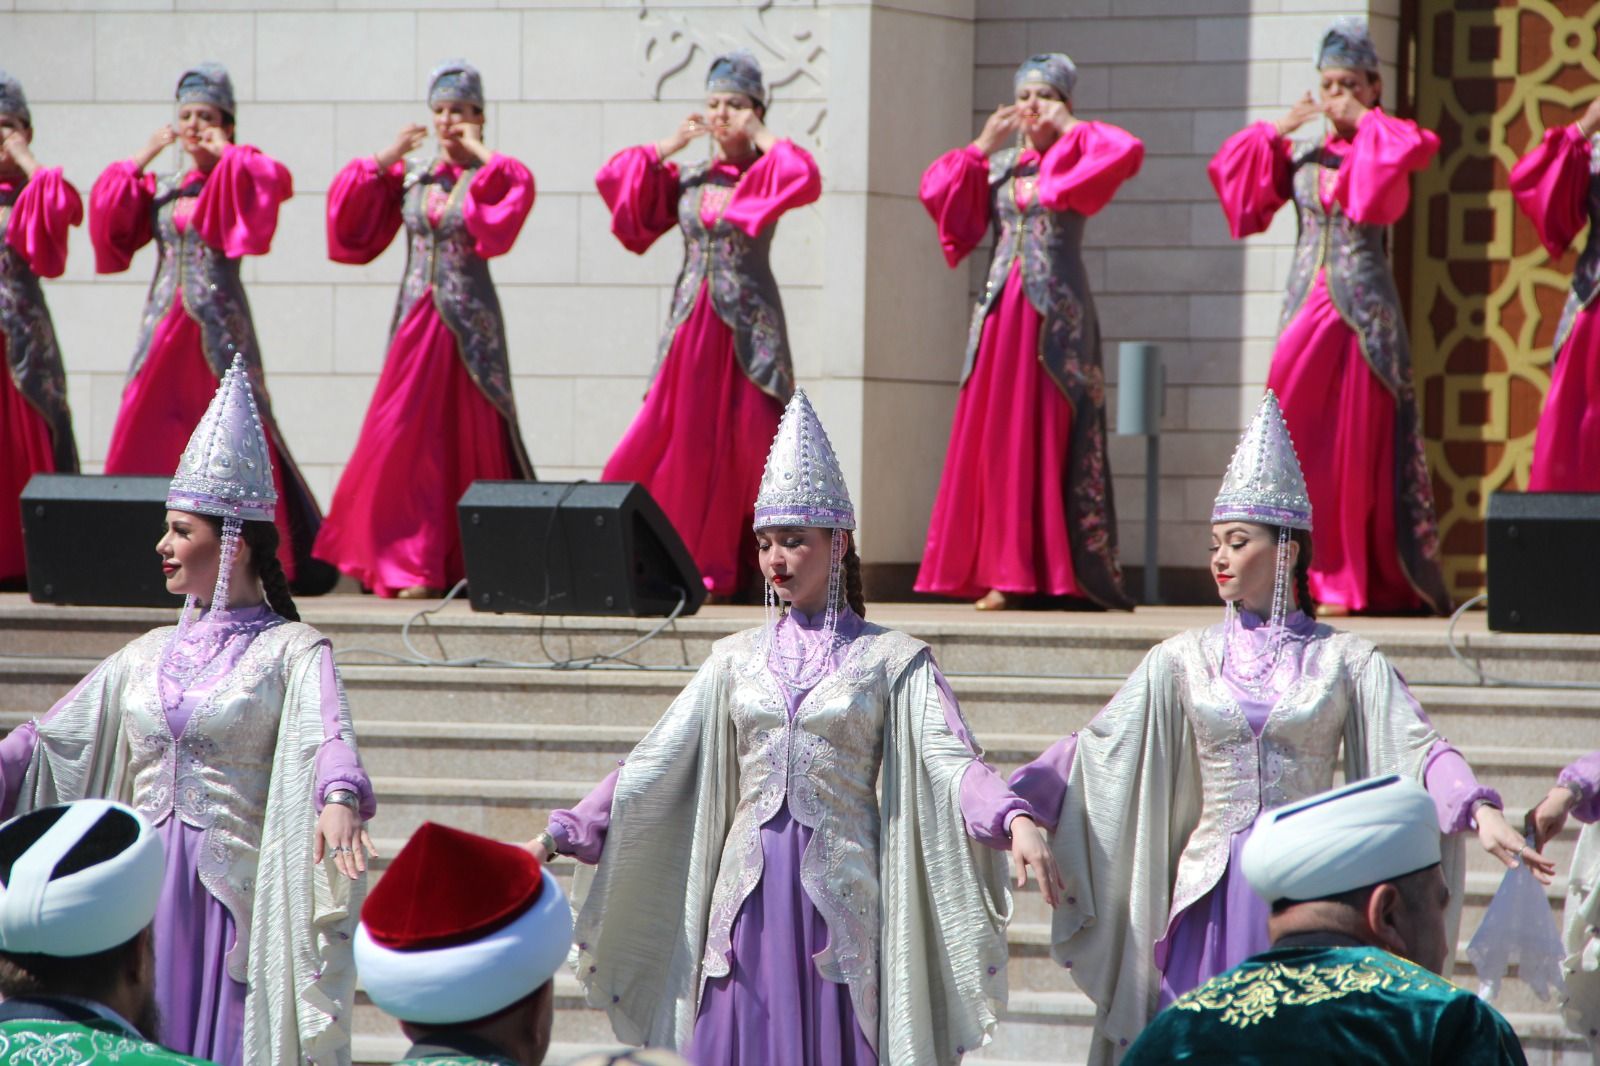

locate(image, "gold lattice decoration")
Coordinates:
1408 0 1600 598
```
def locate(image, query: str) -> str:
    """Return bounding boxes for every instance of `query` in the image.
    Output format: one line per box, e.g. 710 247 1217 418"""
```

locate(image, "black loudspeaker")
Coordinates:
21 474 184 608
1486 491 1600 633
457 481 706 617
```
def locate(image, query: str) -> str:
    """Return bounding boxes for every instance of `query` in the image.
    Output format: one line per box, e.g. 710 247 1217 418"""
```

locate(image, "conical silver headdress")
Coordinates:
753 390 855 532
1212 391 1312 532
168 354 277 524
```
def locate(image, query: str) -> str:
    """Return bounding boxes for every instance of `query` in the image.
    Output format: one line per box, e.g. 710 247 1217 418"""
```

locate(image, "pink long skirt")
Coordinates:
1268 273 1420 613
312 292 517 597
1528 301 1600 491
103 297 298 581
602 286 781 597
915 264 1080 600
0 338 56 583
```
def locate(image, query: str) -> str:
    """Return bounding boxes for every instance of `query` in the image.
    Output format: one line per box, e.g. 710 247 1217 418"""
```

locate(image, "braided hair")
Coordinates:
1288 527 1314 617
841 534 866 620
200 517 300 622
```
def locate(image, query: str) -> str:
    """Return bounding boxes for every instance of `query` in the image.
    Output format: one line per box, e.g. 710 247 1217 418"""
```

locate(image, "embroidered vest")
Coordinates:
0 188 76 472
653 162 794 404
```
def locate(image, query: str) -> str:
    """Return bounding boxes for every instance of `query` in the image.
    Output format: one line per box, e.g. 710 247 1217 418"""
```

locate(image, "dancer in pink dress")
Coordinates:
596 51 820 599
1510 97 1600 492
90 63 330 592
314 60 535 599
0 70 81 586
1208 19 1450 616
915 53 1141 612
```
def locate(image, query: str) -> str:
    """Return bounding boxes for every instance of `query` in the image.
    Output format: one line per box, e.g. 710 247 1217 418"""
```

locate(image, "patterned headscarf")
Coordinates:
0 69 29 126
706 50 766 108
428 59 485 109
1317 17 1380 74
176 62 236 118
1014 53 1077 101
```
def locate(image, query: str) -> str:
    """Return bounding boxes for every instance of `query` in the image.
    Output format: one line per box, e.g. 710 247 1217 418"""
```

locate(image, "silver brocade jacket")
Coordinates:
652 162 795 404
392 159 533 477
963 147 1130 610
570 625 1010 1066
1279 140 1450 614
1552 133 1600 356
0 187 77 473
1044 622 1465 1065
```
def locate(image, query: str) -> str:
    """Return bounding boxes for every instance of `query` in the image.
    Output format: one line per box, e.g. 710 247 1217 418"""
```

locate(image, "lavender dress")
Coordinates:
551 607 1027 1065
0 604 375 1066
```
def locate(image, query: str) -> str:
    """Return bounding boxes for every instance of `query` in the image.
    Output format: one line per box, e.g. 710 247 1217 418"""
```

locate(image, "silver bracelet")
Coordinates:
535 829 558 859
325 789 360 813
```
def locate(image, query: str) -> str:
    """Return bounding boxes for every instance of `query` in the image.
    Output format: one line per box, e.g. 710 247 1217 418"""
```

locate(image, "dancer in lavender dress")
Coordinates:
1528 751 1600 1056
0 356 377 1066
526 390 1063 1066
1008 392 1551 1064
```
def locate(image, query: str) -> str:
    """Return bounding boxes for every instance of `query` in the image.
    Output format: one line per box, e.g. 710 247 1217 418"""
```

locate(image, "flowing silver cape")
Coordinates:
1562 822 1600 1055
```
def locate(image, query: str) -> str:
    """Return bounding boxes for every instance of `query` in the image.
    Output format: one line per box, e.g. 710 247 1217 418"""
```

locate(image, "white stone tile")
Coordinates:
332 284 397 376
0 15 95 99
575 193 680 287
332 103 430 170
1184 383 1253 430
257 11 416 102
93 12 256 104
978 0 1108 17
1097 293 1191 342
48 281 153 374
252 284 334 374
1113 154 1217 204
767 201 823 289
975 19 1027 66
265 371 373 466
511 373 574 468
499 284 660 380
1030 15 1199 65
19 0 168 9
1091 201 1192 248
415 11 522 101
570 375 644 470
859 379 956 561
494 102 604 195
242 104 337 195
1188 291 1283 340
85 370 130 463
521 9 652 103
490 192 580 285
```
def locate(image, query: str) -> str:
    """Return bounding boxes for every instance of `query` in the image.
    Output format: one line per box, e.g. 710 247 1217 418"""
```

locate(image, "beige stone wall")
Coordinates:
3 0 1401 594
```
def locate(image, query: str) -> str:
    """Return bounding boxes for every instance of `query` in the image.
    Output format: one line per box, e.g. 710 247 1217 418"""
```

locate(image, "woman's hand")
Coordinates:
657 112 709 160
1009 815 1066 908
1321 92 1369 136
376 123 427 169
315 803 377 881
1274 92 1320 138
191 125 230 168
1526 785 1579 853
1476 804 1555 884
450 121 493 165
1034 97 1078 138
0 129 37 178
728 107 776 153
1578 98 1600 139
134 125 177 172
973 104 1020 155
522 836 553 864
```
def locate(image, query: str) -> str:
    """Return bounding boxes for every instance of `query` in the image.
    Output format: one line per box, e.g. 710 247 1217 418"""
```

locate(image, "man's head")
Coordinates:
355 823 574 1066
1243 776 1451 973
0 802 166 1035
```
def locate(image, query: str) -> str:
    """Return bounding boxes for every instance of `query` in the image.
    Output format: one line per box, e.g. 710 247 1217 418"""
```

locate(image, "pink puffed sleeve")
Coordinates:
461 152 535 259
4 168 83 279
549 767 621 865
1510 124 1594 259
920 144 992 268
89 161 158 274
311 646 376 821
189 143 293 258
326 156 405 265
595 144 681 255
721 139 821 238
1208 122 1295 239
1559 750 1600 825
1331 109 1438 227
1037 121 1145 217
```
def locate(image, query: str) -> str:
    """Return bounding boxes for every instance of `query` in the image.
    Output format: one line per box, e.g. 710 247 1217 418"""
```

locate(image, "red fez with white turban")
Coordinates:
355 822 572 1025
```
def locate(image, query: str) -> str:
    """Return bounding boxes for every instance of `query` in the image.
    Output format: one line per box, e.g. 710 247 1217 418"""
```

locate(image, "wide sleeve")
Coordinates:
721 139 821 238
1559 750 1600 825
19 648 137 812
0 656 118 817
941 667 1032 849
4 168 83 279
190 143 294 258
1509 124 1594 259
1036 120 1145 217
1331 109 1439 227
595 144 681 255
461 152 535 258
325 156 404 265
1208 122 1294 238
311 646 375 820
568 647 737 1051
878 648 1010 1066
1561 821 1600 1048
245 634 364 1066
1040 639 1199 1053
89 161 157 274
548 767 620 865
920 145 992 268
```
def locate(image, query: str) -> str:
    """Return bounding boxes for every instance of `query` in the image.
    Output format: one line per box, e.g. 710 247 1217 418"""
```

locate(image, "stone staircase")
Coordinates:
0 596 1595 1065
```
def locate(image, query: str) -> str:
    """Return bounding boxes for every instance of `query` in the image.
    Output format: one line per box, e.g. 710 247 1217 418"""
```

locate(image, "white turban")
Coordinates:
0 801 165 957
1242 776 1441 905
